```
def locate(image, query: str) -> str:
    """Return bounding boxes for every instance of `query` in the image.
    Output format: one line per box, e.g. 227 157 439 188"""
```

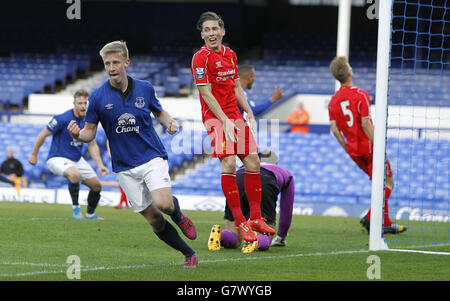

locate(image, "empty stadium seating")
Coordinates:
172 131 450 209
243 62 450 107
0 53 91 112
2 47 447 114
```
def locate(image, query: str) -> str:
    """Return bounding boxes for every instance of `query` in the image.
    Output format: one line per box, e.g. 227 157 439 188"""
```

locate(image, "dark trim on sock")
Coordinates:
68 182 80 206
154 219 194 256
87 190 101 214
170 195 182 224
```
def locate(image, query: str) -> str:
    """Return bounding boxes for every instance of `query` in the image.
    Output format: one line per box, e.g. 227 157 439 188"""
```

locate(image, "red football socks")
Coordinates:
221 172 246 225
367 186 393 226
383 186 392 226
244 170 262 220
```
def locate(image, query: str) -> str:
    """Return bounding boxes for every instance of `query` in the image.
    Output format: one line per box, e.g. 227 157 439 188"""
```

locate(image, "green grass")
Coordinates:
0 201 449 281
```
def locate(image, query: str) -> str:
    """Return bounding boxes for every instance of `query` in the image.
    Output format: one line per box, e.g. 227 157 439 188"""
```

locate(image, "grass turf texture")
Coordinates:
0 201 449 281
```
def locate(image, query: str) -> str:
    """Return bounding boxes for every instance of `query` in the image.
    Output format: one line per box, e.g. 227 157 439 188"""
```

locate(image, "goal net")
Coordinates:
373 0 449 253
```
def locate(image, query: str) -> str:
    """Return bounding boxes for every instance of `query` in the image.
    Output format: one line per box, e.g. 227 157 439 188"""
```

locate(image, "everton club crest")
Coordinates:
135 97 145 109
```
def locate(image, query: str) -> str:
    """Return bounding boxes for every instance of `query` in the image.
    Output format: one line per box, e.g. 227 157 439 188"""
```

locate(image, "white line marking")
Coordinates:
0 249 369 277
387 249 450 256
1 244 449 278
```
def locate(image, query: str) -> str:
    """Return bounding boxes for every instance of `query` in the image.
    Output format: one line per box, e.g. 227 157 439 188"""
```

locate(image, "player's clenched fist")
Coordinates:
28 154 37 165
167 119 179 135
67 120 81 139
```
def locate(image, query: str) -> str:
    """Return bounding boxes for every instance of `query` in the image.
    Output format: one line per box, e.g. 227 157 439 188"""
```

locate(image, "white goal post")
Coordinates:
334 0 390 250
369 0 392 251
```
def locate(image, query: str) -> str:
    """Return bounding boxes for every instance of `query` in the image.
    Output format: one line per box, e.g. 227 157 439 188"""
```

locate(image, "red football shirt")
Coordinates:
191 45 239 120
328 86 373 157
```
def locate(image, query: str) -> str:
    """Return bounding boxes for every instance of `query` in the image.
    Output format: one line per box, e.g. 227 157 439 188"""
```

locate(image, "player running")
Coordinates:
29 89 108 220
191 11 276 242
328 56 406 234
67 41 198 268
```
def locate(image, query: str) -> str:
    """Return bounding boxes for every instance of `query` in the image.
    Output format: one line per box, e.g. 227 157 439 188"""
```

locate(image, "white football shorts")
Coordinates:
46 157 97 181
114 157 172 213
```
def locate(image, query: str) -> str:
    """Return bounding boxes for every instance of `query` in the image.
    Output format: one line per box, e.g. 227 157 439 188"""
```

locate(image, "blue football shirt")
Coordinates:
85 76 168 172
46 109 85 162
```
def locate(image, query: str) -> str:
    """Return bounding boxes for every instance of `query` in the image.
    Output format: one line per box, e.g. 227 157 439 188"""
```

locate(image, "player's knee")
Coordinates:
66 173 80 183
221 156 236 172
90 180 102 192
244 154 260 171
156 199 174 214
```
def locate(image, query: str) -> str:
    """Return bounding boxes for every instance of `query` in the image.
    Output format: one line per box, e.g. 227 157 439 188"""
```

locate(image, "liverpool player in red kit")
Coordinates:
191 11 275 242
328 56 406 234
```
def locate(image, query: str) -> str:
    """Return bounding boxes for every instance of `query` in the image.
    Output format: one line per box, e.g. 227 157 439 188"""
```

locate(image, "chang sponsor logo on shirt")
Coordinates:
116 113 140 134
70 138 83 147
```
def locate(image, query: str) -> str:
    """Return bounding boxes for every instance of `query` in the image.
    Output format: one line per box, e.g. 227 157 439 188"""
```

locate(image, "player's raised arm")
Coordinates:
68 121 98 143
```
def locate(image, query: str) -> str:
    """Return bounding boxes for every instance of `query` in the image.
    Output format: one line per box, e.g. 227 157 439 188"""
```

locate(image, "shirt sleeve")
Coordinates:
232 50 239 80
252 99 272 116
277 167 294 238
149 84 162 115
85 92 100 125
191 52 209 85
328 100 336 122
359 90 371 119
46 115 62 134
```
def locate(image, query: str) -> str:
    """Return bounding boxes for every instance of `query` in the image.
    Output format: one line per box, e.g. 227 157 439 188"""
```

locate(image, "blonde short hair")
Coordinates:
330 56 350 83
99 40 129 60
73 89 89 101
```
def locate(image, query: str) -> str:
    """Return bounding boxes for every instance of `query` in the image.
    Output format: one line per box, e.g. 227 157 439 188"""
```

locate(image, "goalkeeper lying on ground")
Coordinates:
209 150 295 253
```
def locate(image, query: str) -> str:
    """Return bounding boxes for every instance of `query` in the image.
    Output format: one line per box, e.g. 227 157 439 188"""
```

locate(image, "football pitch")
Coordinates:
0 201 449 282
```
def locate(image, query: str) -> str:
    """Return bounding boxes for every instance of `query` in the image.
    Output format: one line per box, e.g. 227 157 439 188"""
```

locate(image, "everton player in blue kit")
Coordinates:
67 41 198 268
29 89 109 220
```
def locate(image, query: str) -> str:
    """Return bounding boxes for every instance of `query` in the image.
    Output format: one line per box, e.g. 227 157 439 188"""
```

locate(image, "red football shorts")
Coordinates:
350 153 392 180
203 109 257 161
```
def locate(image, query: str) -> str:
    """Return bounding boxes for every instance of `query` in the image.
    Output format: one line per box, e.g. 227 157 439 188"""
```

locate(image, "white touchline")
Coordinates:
0 249 370 277
1 244 448 278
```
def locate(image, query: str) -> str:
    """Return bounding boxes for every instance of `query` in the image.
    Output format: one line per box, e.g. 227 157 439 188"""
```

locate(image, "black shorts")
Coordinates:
224 168 279 225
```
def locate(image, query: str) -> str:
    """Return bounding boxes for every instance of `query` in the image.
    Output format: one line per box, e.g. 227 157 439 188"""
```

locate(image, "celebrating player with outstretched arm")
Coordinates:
328 56 406 234
191 11 276 243
67 41 198 268
29 89 108 220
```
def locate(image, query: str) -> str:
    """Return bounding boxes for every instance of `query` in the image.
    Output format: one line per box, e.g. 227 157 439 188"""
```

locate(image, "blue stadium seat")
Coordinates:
163 76 180 97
